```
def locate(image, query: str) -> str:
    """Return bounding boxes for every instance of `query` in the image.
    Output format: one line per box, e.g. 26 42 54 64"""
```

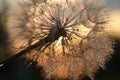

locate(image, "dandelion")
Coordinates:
5 0 114 80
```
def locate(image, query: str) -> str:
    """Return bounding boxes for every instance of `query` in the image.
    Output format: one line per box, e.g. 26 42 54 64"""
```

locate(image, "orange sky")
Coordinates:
105 10 120 40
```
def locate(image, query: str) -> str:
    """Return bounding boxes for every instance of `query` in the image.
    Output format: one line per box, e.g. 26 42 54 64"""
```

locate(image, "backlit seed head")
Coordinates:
8 0 114 80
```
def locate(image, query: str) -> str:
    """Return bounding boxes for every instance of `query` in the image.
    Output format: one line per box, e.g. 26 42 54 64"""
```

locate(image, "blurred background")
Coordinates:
0 0 120 80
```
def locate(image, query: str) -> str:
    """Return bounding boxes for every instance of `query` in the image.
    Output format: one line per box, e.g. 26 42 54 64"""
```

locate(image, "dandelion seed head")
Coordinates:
8 0 114 79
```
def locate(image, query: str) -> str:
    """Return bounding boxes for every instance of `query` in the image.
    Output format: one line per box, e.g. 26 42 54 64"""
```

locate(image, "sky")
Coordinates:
106 0 120 10
105 0 120 40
